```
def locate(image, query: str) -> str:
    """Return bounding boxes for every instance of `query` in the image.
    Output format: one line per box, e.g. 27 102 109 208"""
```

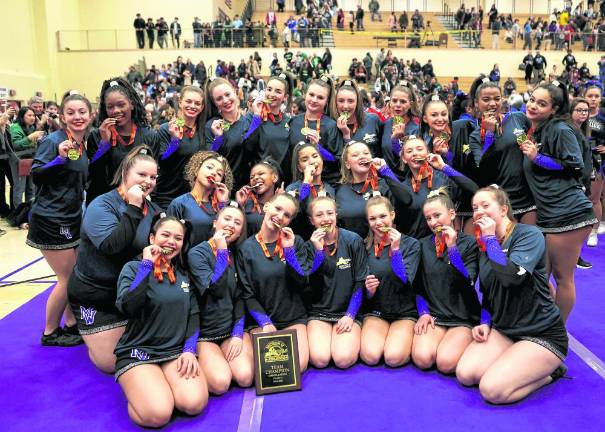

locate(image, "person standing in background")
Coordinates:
133 13 145 49
369 0 381 22
146 17 155 49
355 5 365 31
170 17 181 48
193 17 203 48
157 17 168 49
0 105 16 220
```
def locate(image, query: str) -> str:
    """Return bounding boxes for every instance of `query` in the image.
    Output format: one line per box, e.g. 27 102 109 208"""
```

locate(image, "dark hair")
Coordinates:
306 75 335 116
184 150 234 190
419 96 451 137
60 94 92 116
112 144 156 185
214 202 247 247
333 79 365 128
179 85 207 142
267 73 292 111
533 81 571 138
390 81 420 120
471 75 502 110
46 101 58 109
291 142 322 182
150 215 191 272
570 97 590 136
451 92 469 121
16 107 35 131
98 77 148 127
252 157 281 186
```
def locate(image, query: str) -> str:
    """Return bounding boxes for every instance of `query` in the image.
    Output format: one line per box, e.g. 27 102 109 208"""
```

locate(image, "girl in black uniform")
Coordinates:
333 79 383 158
87 78 160 203
380 82 421 178
236 193 323 372
167 151 232 247
28 94 92 347
468 78 536 226
286 142 336 239
335 141 412 239
288 76 341 186
305 197 368 369
189 204 254 395
456 186 568 404
235 159 282 237
153 85 207 209
68 146 160 373
519 82 597 322
115 216 207 428
360 196 420 367
412 189 481 374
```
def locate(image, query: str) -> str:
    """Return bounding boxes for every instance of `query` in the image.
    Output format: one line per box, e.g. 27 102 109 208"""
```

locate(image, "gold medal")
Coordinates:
339 111 350 121
301 127 313 136
379 226 391 233
516 133 527 145
221 121 231 131
175 118 185 127
320 224 332 233
67 148 80 161
438 132 450 141
393 115 404 125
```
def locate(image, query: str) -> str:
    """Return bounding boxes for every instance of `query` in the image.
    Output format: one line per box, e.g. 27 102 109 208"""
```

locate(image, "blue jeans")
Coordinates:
194 33 201 48
10 159 34 206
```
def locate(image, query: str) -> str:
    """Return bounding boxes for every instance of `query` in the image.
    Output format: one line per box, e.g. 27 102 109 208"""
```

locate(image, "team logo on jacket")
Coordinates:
336 257 351 269
60 226 73 240
130 348 150 361
513 128 525 137
181 281 190 292
80 306 97 325
462 144 470 154
363 133 377 143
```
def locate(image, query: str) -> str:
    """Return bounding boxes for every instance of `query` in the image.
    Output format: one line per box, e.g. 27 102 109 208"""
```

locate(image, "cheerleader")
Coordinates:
360 196 420 367
28 93 92 347
468 77 536 226
306 197 368 369
235 159 282 237
236 193 324 372
286 142 336 239
519 81 597 321
188 204 254 394
412 189 480 374
456 186 568 404
288 76 341 186
335 141 412 238
380 81 421 178
333 79 383 158
87 78 160 203
166 151 232 247
153 85 206 209
68 146 160 373
115 216 207 428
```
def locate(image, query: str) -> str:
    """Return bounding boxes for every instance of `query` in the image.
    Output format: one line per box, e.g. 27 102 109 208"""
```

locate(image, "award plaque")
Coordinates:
252 329 302 395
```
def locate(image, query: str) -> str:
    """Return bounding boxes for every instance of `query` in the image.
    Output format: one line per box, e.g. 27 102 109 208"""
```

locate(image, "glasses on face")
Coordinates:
573 109 589 114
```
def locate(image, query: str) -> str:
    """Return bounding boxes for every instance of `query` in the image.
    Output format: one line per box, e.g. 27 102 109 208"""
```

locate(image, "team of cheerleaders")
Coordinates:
26 70 601 426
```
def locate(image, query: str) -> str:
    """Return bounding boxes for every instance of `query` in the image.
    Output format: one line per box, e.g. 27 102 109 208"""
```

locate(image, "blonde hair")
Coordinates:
474 185 514 220
364 196 395 248
339 141 372 184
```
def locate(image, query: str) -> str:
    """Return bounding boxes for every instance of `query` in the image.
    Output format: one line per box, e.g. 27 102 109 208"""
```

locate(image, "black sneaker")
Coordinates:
62 324 80 336
550 363 569 382
576 256 592 269
41 327 83 347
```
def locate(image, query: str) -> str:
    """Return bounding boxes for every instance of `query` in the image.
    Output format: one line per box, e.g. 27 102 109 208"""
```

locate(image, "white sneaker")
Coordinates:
587 232 598 247
598 222 605 235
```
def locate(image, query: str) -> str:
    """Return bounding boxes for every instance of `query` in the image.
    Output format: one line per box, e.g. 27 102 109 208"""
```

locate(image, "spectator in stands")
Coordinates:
337 9 344 30
533 50 547 82
146 17 155 48
503 77 516 96
388 12 397 32
363 53 373 80
0 106 15 220
277 0 285 13
456 5 465 30
295 0 303 14
133 13 145 49
369 0 381 22
349 10 355 33
522 19 533 49
355 5 365 31
488 3 498 29
193 17 203 48
354 62 368 83
489 64 501 83
522 50 534 83
170 17 181 48
491 14 502 48
44 101 61 133
233 15 244 47
598 55 605 83
563 48 577 78
126 65 143 85
9 107 42 208
399 11 408 32
411 10 424 31
157 17 169 48
422 59 435 78
322 48 332 71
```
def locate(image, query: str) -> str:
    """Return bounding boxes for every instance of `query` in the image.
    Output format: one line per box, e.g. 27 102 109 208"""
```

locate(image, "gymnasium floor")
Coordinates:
1 219 604 431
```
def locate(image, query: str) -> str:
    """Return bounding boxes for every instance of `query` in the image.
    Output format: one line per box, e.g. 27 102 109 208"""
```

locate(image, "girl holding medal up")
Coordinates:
28 93 93 347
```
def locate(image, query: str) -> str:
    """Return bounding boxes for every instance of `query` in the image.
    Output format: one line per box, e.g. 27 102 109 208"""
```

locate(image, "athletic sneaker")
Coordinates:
598 222 605 235
62 324 80 336
550 363 568 382
587 232 598 247
577 256 592 269
41 327 83 347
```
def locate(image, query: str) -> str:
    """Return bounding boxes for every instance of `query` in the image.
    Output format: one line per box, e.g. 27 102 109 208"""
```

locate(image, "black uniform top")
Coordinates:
380 117 420 178
152 122 204 209
522 120 593 228
115 261 198 359
479 224 563 337
588 110 605 168
415 233 480 324
447 119 480 214
286 180 337 240
246 113 293 183
288 114 341 186
166 192 218 247
469 112 535 211
70 190 160 305
305 229 368 315
30 130 88 224
86 126 160 204
188 241 245 338
572 128 594 194
336 113 384 158
363 235 421 320
205 113 256 190
236 234 310 328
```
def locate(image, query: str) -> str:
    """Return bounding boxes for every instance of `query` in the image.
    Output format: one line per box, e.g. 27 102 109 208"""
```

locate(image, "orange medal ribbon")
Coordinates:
110 124 137 147
374 231 391 258
191 189 220 213
475 225 487 252
360 164 379 195
256 232 283 260
247 190 262 213
65 129 84 157
117 185 148 216
208 238 232 265
323 228 338 257
310 181 325 198
411 162 433 193
435 232 446 258
153 255 176 284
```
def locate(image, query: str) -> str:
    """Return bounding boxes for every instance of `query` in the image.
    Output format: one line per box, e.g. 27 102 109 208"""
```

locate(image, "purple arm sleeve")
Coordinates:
442 164 464 178
182 330 199 354
379 164 400 182
250 310 273 327
211 249 229 284
391 137 402 156
243 115 262 140
299 182 311 201
91 140 110 163
482 131 495 155
416 295 430 316
484 235 507 266
317 144 336 161
445 150 454 165
284 246 323 276
480 309 492 326
42 155 66 169
390 249 408 284
231 316 245 338
448 245 470 279
161 137 181 160
533 154 564 171
311 249 325 273
211 135 224 152
128 259 153 292
345 287 363 319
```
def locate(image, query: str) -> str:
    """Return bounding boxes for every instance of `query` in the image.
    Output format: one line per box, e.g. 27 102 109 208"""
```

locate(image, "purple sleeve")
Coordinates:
416 295 430 316
390 249 408 284
91 139 110 163
41 155 66 169
250 310 273 327
445 150 454 165
231 316 245 338
345 287 363 319
299 182 311 201
284 246 323 276
128 259 153 292
448 246 470 279
442 164 464 178
480 309 492 326
211 135 224 152
484 235 507 266
311 249 325 273
243 114 262 140
317 144 336 161
211 249 229 284
161 137 181 160
379 164 400 182
391 137 402 156
482 131 495 155
533 154 564 171
182 330 199 354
